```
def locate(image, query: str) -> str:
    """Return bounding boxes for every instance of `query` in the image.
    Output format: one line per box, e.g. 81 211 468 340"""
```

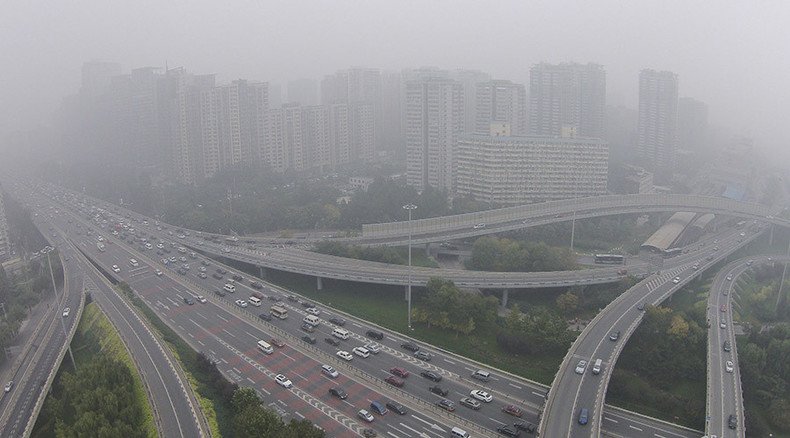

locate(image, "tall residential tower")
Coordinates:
637 69 679 175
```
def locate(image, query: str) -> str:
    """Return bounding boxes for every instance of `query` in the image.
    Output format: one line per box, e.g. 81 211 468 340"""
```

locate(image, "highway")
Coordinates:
540 226 762 437
0 233 83 437
20 183 709 438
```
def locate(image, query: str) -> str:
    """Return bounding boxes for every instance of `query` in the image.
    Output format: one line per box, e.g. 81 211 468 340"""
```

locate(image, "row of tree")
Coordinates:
497 304 576 355
466 236 577 272
411 278 499 336
231 387 325 438
312 241 438 268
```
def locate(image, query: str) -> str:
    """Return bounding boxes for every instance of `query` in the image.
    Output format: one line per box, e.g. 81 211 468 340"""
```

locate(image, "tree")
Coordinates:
556 292 579 315
232 387 262 412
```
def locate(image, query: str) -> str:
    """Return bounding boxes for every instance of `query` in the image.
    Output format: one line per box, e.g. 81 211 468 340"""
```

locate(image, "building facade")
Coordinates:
529 63 606 139
475 80 527 135
637 69 679 174
678 97 708 151
0 187 9 262
456 134 609 205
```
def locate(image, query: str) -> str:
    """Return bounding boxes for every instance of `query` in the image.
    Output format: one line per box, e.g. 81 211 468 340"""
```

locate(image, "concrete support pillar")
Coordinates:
258 266 267 279
424 242 431 256
501 289 510 309
769 224 775 246
316 276 323 291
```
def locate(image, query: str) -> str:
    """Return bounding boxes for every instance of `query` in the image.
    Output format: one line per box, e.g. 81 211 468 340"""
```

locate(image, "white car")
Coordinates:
197 295 206 303
672 276 680 284
720 321 727 329
725 360 734 373
111 265 121 273
575 360 588 374
358 409 374 423
364 343 381 354
235 299 248 308
470 389 493 403
352 347 370 358
155 269 163 276
726 275 733 281
275 374 293 388
306 307 320 316
336 350 353 361
62 307 70 317
3 381 13 393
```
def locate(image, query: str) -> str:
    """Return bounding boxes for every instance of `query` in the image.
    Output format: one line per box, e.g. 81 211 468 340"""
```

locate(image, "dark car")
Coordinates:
301 323 315 333
578 408 589 425
637 302 645 311
258 313 272 322
212 273 223 280
414 351 431 361
386 401 407 415
301 336 317 344
401 342 420 352
459 397 481 410
723 340 732 352
324 337 340 346
329 317 346 326
366 330 384 340
420 370 442 382
270 338 285 348
300 301 313 308
362 429 377 438
183 297 195 305
728 414 737 429
385 376 404 387
429 385 448 396
496 425 520 437
250 281 263 289
287 295 298 302
216 268 227 275
232 274 243 282
436 399 455 412
214 289 226 297
390 367 409 378
201 259 210 266
609 331 620 341
514 421 536 433
329 387 348 400
268 295 280 302
502 404 523 417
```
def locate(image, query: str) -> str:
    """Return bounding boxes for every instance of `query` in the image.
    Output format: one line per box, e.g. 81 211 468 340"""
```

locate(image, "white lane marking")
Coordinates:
604 417 618 423
655 434 667 438
508 383 522 389
352 322 362 328
246 377 255 384
197 340 205 346
488 417 507 425
260 387 270 396
532 391 545 397
280 352 296 362
443 358 456 365
629 425 643 431
216 314 229 322
244 330 259 340
222 329 236 338
294 411 305 419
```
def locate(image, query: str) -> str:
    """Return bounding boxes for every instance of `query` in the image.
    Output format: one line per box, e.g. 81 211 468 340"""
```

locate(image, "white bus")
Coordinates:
248 296 262 307
270 305 288 320
257 340 273 355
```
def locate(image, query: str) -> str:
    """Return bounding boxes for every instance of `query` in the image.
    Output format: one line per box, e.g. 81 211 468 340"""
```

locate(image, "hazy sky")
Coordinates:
2 0 789 157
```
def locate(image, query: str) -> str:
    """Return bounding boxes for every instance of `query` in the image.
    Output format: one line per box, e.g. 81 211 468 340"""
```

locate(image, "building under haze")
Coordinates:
321 68 381 162
0 187 10 263
452 69 490 134
286 78 318 106
405 76 464 193
529 63 606 139
456 133 609 205
637 69 679 177
475 80 527 135
678 97 708 151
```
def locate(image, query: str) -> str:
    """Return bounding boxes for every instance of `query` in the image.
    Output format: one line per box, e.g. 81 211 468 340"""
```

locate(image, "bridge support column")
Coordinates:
501 289 510 310
316 276 323 291
424 242 431 256
258 266 267 279
769 224 774 246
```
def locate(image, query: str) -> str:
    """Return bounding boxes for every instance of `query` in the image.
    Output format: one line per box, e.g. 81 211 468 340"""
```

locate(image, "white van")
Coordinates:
129 258 139 267
257 340 273 355
592 358 603 375
303 314 320 327
248 296 262 307
451 427 470 438
332 327 350 340
223 283 236 293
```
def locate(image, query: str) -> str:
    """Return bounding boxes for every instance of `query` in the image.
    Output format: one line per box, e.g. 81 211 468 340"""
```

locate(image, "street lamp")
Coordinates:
403 204 418 330
41 245 77 370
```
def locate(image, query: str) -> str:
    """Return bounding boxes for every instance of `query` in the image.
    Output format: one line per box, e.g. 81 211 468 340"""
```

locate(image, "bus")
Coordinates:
270 305 288 320
594 254 625 264
663 248 682 258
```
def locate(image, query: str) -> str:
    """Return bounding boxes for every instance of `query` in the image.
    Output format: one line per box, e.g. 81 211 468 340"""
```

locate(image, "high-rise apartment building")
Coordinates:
678 97 708 151
452 69 490 133
405 77 464 193
322 68 381 160
456 134 609 205
529 63 606 139
637 69 679 174
287 78 318 105
0 186 10 263
108 67 163 170
475 80 527 135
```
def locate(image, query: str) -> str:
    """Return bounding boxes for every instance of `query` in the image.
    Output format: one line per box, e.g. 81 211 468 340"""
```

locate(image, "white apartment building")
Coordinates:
456 134 609 205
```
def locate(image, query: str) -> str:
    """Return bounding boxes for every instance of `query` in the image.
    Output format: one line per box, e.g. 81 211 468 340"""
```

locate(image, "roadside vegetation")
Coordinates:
313 241 439 268
466 236 577 272
33 302 156 437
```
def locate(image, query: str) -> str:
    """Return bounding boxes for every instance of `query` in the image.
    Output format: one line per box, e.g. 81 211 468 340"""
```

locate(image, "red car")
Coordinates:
390 367 410 378
720 304 727 312
270 338 285 348
385 376 405 387
502 404 523 417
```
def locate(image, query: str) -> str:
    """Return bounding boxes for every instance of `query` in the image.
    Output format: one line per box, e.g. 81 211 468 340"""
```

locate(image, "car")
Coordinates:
459 397 481 410
300 301 313 308
4 381 13 392
270 338 285 348
578 408 589 425
361 428 377 438
353 347 371 358
746 259 754 266
720 321 727 329
274 374 293 388
473 223 486 229
726 275 733 281
366 330 384 340
358 409 374 423
720 304 727 312
111 265 121 273
470 389 493 403
496 425 520 437
250 281 263 289
723 289 729 296
306 307 320 316
420 370 442 382
436 398 455 411
328 387 348 399
514 421 536 433
198 272 207 279
725 360 734 373
728 414 737 429
575 360 588 374
62 307 70 317
235 299 248 308
321 364 338 378
232 274 243 282
201 259 210 266
216 268 227 275
386 401 407 415
390 367 409 378
385 375 404 387
502 404 523 417
672 276 680 284
401 342 419 352
287 295 298 302
414 350 431 361
300 323 315 333
155 269 163 276
212 273 223 280
637 302 646 311
364 343 381 354
692 264 699 270
723 341 732 352
258 313 272 321
301 336 317 344
337 350 353 361
179 256 187 262
609 331 620 341
198 266 207 272
183 297 195 305
324 337 340 346
197 295 206 303
329 317 346 326
429 385 448 396
214 289 226 297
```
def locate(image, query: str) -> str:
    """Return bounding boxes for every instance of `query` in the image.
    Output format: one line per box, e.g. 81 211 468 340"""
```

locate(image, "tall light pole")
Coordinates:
41 246 77 371
403 204 418 330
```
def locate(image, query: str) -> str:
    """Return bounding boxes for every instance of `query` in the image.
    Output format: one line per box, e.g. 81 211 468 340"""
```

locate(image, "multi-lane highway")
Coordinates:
540 227 762 437
20 183 711 438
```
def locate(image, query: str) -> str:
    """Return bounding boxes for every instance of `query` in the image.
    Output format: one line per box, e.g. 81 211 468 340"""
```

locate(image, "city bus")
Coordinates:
270 305 288 320
594 254 625 264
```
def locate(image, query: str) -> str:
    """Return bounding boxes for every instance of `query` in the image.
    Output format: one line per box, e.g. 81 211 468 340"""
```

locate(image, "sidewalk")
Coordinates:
0 293 57 386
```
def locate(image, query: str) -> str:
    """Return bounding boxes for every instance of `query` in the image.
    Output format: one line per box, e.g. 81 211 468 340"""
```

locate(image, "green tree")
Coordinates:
556 292 579 315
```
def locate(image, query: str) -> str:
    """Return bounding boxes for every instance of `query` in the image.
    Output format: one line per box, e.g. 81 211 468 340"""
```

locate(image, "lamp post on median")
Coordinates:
403 204 418 330
41 246 77 371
